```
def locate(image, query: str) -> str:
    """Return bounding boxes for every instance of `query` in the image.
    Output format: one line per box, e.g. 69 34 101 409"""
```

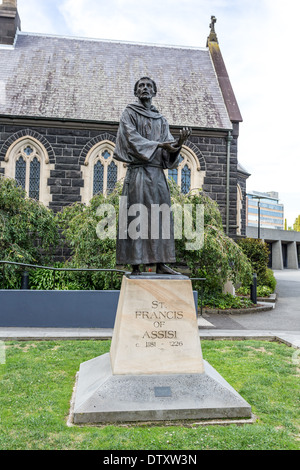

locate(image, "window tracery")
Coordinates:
81 140 126 203
166 145 205 194
2 137 52 205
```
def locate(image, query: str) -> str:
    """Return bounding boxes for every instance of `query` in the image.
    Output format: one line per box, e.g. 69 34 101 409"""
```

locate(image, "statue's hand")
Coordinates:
158 127 191 153
159 141 180 153
177 127 192 147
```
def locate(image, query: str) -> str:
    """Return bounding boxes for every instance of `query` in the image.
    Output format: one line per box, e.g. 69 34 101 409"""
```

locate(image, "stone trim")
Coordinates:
183 140 206 172
0 128 55 163
0 132 54 206
80 138 126 204
79 133 116 166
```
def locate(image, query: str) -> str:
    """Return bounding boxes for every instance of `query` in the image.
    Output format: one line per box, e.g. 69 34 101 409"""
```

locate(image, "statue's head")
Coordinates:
134 77 157 98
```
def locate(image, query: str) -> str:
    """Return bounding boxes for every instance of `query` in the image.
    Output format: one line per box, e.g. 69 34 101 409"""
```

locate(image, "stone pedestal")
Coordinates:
110 275 204 375
72 274 252 424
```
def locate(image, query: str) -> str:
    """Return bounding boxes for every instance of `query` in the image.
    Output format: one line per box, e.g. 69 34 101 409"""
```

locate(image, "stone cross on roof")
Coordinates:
210 16 217 32
207 15 218 45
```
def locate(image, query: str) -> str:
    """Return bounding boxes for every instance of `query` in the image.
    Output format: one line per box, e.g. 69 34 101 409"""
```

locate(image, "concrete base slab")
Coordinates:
72 353 252 424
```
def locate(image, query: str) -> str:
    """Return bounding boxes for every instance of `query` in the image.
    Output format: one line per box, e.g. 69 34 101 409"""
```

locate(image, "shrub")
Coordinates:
28 264 89 290
55 183 123 290
256 285 272 297
169 182 252 294
237 238 271 286
203 293 254 310
0 177 59 288
264 268 277 292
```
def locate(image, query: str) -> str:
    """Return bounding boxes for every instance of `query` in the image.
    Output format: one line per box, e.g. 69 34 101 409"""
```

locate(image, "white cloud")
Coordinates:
18 0 69 35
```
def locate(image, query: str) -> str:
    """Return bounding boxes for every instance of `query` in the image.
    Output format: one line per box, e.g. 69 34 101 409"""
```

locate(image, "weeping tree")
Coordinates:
0 176 59 288
56 180 252 294
169 181 252 294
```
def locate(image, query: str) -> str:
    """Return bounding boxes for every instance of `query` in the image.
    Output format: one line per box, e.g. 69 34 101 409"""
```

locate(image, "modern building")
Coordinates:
246 225 300 270
245 191 298 270
247 191 284 230
0 2 249 237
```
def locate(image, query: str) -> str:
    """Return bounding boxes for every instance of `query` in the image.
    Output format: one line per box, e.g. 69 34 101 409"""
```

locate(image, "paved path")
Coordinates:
1 270 299 349
200 269 300 348
203 270 300 331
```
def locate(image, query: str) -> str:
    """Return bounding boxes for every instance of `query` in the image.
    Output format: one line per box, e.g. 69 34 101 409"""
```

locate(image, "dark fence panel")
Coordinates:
0 289 120 328
0 261 203 328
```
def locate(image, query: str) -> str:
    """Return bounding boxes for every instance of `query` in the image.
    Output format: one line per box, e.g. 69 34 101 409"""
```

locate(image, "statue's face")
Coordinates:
135 78 156 100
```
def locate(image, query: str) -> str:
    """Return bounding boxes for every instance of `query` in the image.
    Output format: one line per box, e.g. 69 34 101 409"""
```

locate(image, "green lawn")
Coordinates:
0 339 299 450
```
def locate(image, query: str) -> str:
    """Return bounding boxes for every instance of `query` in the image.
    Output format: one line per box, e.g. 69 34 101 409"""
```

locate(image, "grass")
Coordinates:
0 339 299 450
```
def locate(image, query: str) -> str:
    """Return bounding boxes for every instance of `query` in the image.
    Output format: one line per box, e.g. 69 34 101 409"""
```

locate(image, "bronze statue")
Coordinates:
113 77 191 275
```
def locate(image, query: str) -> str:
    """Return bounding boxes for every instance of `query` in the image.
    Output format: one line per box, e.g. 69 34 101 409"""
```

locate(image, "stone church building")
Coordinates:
0 1 249 238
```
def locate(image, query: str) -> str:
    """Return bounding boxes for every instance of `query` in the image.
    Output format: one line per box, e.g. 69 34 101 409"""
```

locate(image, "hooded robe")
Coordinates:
113 102 181 266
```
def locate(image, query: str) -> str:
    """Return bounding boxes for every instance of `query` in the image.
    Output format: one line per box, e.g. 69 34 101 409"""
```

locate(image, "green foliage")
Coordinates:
28 264 91 290
237 237 272 287
237 284 273 298
0 177 59 288
202 292 254 310
264 268 277 291
56 182 124 290
237 240 277 294
256 285 273 297
169 182 252 294
293 214 300 231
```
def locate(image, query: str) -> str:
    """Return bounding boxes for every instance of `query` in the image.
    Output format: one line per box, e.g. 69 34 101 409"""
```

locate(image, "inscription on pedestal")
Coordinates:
110 276 204 375
135 300 183 349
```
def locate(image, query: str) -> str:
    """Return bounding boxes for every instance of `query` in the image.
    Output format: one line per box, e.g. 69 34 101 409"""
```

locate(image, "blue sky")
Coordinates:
15 0 300 225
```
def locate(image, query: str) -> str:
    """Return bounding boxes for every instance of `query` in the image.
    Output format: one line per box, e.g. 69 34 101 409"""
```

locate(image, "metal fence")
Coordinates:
0 260 206 315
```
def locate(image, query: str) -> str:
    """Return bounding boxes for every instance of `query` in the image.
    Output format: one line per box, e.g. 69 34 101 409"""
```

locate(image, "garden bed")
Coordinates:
202 303 274 315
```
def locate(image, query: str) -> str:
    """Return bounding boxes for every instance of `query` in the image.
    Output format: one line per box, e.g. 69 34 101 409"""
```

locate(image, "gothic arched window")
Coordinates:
81 140 126 203
2 137 53 205
166 146 205 194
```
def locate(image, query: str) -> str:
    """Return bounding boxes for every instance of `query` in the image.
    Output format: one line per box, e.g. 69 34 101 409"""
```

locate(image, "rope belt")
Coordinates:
127 163 163 169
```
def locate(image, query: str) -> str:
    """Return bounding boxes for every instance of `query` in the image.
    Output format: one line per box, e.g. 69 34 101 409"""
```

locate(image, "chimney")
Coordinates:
0 0 21 45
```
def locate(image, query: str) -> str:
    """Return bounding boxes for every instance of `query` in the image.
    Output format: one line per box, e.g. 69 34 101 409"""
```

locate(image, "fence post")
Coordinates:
21 271 29 289
250 273 257 304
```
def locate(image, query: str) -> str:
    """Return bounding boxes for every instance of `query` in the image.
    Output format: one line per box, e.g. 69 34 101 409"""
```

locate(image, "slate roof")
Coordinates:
0 32 233 129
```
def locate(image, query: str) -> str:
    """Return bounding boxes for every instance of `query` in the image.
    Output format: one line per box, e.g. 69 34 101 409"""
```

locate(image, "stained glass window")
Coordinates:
168 168 178 184
24 146 33 156
6 138 52 205
82 142 122 202
107 161 117 194
93 160 104 195
15 157 26 190
181 164 191 194
102 150 111 160
168 155 184 185
29 157 40 199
